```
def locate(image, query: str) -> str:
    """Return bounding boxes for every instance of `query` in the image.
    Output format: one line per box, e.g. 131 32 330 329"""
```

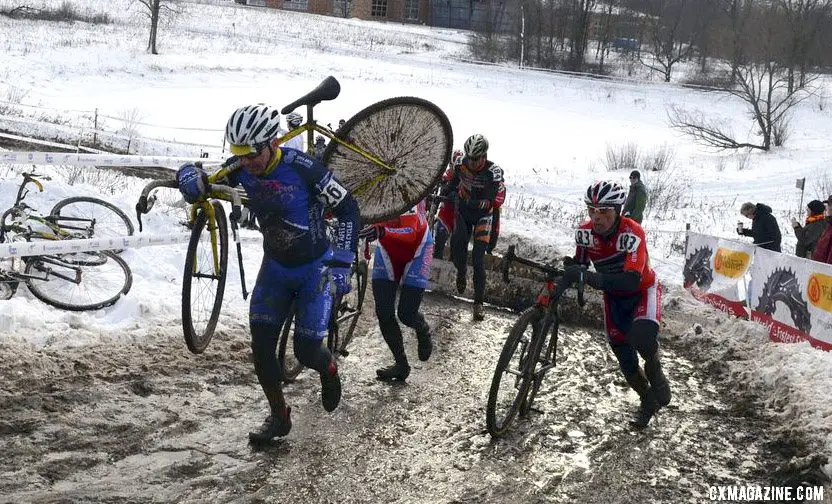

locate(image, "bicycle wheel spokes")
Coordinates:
50 197 134 243
486 306 544 438
25 252 132 311
181 203 228 354
322 97 453 224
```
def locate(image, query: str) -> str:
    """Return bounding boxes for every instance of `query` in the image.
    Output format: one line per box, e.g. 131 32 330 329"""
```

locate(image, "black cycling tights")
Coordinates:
450 215 490 304
609 319 660 376
250 322 333 394
373 279 428 364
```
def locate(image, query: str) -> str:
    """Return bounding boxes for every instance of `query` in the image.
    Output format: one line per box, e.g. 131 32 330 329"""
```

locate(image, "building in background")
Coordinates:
235 0 514 30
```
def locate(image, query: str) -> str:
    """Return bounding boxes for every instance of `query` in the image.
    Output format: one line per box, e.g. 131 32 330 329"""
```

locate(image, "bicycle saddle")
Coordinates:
280 76 341 115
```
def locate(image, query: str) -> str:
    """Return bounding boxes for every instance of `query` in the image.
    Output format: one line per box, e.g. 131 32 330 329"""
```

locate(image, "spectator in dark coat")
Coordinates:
737 202 782 252
812 198 832 264
622 170 648 223
792 200 826 259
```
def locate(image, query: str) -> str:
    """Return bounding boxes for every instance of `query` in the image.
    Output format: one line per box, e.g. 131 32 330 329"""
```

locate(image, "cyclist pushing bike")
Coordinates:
446 134 504 321
176 104 360 444
556 180 671 429
359 200 434 382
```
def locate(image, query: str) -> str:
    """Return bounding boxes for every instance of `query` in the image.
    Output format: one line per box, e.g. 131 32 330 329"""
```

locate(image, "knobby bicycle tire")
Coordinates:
519 310 560 417
334 260 368 355
322 97 453 224
50 196 134 248
25 251 132 311
486 306 546 438
182 202 228 354
277 303 305 382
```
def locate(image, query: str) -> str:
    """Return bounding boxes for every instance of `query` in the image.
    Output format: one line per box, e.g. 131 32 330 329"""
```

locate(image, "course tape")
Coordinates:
0 151 226 168
0 231 263 258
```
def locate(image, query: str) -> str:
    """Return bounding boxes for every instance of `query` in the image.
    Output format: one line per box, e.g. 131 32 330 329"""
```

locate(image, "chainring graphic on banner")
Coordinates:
755 267 811 334
684 246 714 290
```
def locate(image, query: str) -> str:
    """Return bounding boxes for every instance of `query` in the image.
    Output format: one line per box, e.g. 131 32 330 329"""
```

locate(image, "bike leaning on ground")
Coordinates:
0 172 134 311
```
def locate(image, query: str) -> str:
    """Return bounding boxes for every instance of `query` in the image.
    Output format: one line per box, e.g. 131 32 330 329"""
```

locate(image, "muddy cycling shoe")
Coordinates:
320 361 342 412
473 303 485 322
629 390 659 430
416 328 433 362
376 363 411 382
456 270 467 294
645 360 672 407
248 406 292 444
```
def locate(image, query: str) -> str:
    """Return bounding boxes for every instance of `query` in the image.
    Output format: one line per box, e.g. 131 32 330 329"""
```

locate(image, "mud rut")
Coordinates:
0 290 808 504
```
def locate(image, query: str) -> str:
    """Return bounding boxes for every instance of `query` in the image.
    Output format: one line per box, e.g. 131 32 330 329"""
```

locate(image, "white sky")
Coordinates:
1 0 831 476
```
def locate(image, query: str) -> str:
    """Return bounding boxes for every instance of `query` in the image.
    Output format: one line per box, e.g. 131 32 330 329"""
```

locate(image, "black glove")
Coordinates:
358 225 385 242
562 256 577 267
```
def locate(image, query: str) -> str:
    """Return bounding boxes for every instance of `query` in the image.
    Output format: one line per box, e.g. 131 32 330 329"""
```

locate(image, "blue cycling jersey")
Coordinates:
228 147 360 266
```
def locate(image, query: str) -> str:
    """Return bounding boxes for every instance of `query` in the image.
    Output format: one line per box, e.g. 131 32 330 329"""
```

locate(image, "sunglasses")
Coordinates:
240 145 265 160
587 206 616 216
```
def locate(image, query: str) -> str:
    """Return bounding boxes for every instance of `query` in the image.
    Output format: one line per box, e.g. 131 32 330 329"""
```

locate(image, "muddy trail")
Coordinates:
0 291 810 504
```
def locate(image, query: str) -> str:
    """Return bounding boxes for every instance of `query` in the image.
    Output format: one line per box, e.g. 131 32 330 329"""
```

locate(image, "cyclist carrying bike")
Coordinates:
555 180 671 429
176 104 360 444
359 200 434 381
446 134 503 321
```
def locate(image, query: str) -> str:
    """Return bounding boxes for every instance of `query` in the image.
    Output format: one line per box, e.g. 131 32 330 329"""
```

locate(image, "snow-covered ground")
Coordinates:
1 0 832 491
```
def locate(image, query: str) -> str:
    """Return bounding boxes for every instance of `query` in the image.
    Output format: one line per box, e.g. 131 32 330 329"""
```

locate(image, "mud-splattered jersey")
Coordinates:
378 200 429 257
446 158 503 219
574 216 656 294
228 147 359 267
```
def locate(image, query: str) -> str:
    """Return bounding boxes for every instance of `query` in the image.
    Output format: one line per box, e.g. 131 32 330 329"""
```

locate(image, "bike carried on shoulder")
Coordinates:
136 76 453 354
485 245 585 438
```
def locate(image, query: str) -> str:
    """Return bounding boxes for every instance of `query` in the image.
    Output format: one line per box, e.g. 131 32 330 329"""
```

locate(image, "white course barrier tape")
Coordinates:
0 233 191 258
0 232 263 258
0 151 226 168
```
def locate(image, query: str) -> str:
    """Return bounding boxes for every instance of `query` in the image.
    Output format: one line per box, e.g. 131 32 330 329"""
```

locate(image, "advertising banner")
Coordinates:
748 248 832 351
683 232 754 318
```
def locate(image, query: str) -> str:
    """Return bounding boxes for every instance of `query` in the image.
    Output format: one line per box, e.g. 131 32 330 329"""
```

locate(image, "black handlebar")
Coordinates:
501 245 585 307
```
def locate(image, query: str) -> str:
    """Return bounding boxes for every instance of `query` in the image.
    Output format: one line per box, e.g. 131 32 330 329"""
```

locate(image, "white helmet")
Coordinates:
463 134 489 159
226 104 281 156
584 180 627 207
286 112 303 128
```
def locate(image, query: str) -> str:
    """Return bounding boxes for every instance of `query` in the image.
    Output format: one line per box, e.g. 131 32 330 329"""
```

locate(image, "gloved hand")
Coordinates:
562 256 577 267
176 163 209 204
329 248 355 296
471 199 493 211
790 217 799 228
358 225 385 242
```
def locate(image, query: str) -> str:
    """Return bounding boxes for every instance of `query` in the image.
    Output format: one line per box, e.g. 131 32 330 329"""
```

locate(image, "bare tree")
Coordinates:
774 0 832 93
640 0 695 81
566 0 597 71
668 60 815 150
134 0 180 55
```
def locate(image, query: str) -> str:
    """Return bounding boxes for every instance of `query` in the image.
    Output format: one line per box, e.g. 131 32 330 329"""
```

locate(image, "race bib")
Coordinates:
318 177 348 207
616 232 641 253
575 229 593 248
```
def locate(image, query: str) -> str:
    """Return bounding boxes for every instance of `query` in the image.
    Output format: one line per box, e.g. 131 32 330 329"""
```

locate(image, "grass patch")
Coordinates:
1 2 112 24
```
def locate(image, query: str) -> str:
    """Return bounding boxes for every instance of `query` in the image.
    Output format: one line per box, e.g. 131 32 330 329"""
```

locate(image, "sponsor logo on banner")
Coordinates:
714 248 750 279
807 273 832 312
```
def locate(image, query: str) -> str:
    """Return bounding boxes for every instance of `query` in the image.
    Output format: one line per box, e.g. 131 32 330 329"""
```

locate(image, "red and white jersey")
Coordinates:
378 200 429 258
574 216 656 294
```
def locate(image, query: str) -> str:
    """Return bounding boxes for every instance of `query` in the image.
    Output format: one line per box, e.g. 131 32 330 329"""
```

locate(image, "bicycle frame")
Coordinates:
1 174 95 244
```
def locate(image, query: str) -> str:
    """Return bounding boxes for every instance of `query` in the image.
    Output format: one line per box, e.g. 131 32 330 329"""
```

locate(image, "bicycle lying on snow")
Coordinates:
486 245 585 438
0 172 134 311
136 75 453 354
